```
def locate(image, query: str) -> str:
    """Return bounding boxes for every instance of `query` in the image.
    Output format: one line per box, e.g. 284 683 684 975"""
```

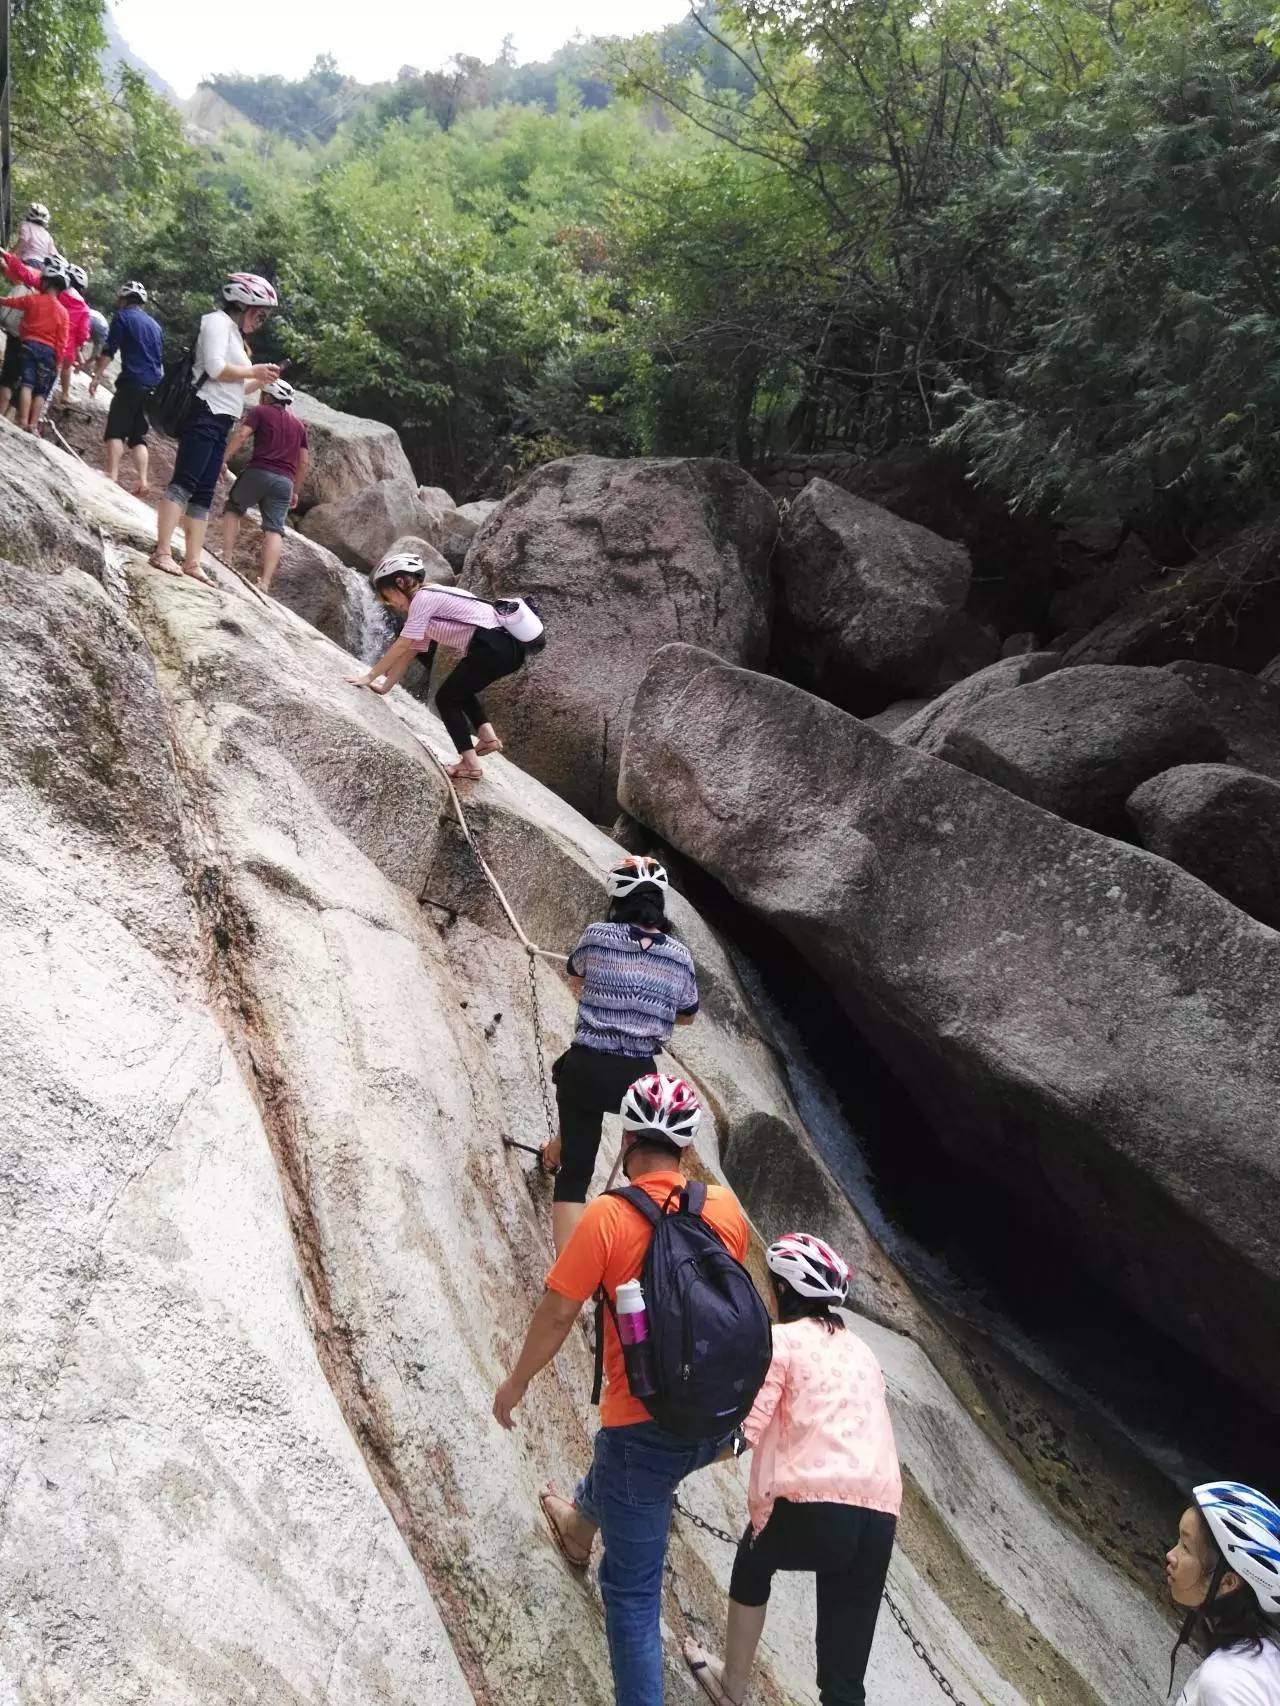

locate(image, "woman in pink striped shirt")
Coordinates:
347 552 524 780
685 1233 901 1706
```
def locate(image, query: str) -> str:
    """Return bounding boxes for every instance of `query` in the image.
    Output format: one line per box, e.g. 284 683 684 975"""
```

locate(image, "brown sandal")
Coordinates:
539 1486 592 1571
683 1641 744 1706
474 737 503 757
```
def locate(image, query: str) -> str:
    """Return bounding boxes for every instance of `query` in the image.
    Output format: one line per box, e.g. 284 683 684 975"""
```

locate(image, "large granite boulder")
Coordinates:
268 530 391 659
299 477 444 573
1127 764 1280 929
1162 660 1280 783
937 664 1226 830
774 478 973 711
891 652 1060 755
464 455 776 818
290 390 417 510
619 645 1280 1413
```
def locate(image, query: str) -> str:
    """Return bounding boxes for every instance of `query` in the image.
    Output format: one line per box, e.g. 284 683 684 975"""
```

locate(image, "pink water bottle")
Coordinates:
615 1279 656 1398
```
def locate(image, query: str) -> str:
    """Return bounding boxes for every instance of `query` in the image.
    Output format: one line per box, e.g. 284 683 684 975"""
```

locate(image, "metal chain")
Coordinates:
671 1499 974 1706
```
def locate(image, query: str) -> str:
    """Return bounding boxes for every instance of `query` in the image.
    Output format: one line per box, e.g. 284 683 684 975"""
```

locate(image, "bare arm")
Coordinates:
224 421 253 463
346 633 419 688
292 446 309 507
675 1011 697 1027
566 973 586 998
493 1288 583 1428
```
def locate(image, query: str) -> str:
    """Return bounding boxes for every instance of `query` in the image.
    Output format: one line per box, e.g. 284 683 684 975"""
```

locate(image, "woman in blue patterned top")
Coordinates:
543 856 700 1252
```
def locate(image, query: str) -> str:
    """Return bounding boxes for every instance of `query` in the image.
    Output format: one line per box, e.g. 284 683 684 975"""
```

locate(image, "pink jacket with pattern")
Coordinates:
741 1316 902 1536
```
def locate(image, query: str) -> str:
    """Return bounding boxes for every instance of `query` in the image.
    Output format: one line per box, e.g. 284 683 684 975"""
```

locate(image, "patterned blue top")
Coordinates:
567 923 699 1058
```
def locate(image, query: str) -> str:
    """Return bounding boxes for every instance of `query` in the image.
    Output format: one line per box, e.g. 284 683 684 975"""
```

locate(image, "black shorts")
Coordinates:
104 379 154 448
551 1043 656 1203
1 333 23 390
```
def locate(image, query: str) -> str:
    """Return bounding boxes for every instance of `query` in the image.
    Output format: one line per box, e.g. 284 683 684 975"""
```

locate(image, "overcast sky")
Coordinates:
111 0 692 98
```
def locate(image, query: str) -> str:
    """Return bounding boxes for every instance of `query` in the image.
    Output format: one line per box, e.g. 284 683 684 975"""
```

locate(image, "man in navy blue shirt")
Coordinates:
90 280 164 498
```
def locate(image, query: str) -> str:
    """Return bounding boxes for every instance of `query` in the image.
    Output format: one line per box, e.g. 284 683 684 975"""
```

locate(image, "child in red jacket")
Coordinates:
0 256 71 432
1 250 89 411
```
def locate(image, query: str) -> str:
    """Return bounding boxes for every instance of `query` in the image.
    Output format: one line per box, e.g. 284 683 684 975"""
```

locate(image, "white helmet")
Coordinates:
263 377 295 403
41 256 69 287
620 1073 701 1148
118 279 148 303
26 202 50 226
371 552 427 589
1194 1483 1280 1613
607 856 669 899
766 1232 851 1303
65 262 88 291
221 272 278 309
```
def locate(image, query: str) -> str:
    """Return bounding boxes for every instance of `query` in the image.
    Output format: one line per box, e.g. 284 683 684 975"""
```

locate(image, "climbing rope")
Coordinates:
669 1499 975 1706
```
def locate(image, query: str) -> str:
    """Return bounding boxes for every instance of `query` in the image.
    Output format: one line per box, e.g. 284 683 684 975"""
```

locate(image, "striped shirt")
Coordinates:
567 923 699 1058
402 584 501 652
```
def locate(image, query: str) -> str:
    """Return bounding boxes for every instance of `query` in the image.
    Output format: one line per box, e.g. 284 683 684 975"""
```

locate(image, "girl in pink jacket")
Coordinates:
685 1233 901 1706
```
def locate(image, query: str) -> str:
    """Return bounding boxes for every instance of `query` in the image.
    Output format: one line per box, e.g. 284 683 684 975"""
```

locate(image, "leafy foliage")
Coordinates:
9 0 189 272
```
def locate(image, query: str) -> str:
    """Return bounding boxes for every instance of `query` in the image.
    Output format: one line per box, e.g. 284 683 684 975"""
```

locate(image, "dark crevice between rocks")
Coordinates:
640 836 1277 1594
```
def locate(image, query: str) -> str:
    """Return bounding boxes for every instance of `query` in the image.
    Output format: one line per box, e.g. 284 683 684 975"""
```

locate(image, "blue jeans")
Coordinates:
575 1422 729 1706
19 339 57 399
166 400 236 519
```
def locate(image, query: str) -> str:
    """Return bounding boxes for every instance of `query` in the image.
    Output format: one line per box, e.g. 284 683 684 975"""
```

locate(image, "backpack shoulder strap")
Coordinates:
683 1180 709 1218
605 1185 664 1229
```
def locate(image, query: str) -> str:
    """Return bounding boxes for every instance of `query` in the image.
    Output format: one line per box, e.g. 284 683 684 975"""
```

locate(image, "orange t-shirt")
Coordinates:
547 1169 750 1428
0 289 69 353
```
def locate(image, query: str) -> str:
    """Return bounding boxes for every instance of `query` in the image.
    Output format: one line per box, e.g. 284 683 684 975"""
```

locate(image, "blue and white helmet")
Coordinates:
1194 1482 1280 1613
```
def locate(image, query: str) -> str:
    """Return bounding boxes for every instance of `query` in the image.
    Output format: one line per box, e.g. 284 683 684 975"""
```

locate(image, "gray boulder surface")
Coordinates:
619 645 1280 1415
892 652 1060 755
0 421 1179 1706
263 528 389 658
1162 659 1280 783
291 390 417 510
299 476 445 573
1127 763 1280 929
938 664 1226 829
465 455 777 819
774 478 972 709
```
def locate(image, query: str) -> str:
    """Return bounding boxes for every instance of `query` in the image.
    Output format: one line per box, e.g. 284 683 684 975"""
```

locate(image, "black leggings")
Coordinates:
436 627 523 755
551 1044 656 1203
730 1501 896 1706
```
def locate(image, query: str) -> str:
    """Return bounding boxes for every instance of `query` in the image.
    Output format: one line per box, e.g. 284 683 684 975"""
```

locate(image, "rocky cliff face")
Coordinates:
0 423 1176 1704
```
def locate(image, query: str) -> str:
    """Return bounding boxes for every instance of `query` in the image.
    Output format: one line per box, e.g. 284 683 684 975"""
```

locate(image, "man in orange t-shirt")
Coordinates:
494 1073 749 1706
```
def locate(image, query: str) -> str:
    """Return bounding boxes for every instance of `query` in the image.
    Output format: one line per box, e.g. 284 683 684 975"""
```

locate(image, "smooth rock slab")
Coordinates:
892 652 1060 755
1127 763 1280 929
465 454 776 818
291 389 417 511
938 663 1225 829
300 477 445 573
774 478 972 709
1162 659 1280 783
619 644 1280 1414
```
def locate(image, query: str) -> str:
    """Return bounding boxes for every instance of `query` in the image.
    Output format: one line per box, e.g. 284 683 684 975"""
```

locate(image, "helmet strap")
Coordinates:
1168 1557 1228 1697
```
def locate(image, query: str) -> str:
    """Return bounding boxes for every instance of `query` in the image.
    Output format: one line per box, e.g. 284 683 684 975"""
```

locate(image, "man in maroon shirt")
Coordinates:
219 377 310 593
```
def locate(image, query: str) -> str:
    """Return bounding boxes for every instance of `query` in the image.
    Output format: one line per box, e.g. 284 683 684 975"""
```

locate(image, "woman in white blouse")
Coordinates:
150 272 281 583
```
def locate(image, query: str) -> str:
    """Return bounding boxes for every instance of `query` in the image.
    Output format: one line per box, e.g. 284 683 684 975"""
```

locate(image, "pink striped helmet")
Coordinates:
766 1232 851 1302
